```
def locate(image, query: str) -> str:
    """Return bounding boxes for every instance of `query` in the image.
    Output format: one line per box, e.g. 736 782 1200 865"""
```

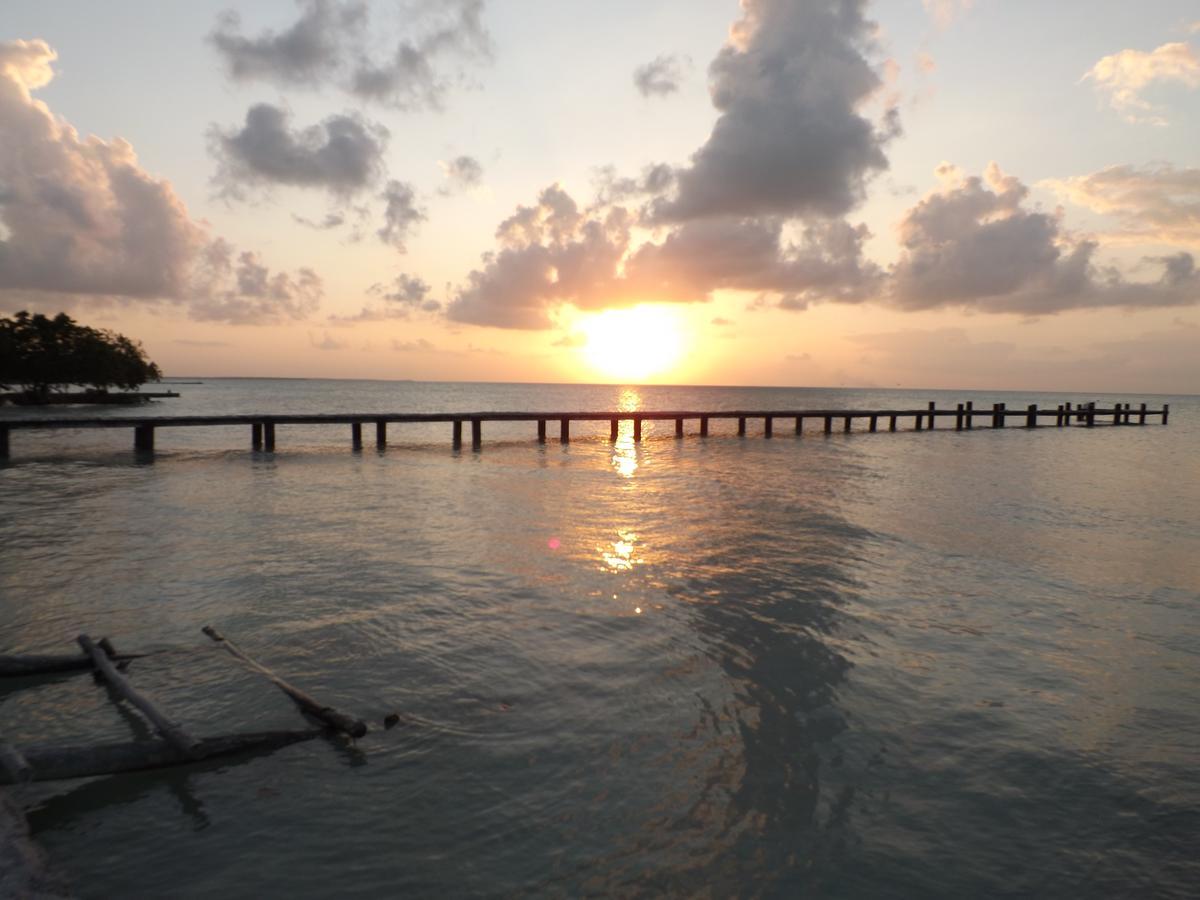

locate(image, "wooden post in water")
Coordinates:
471 419 482 449
955 403 964 431
966 400 974 429
1026 404 1037 427
252 423 263 450
1163 404 1170 425
928 401 937 430
764 416 773 438
823 416 833 435
843 416 852 433
263 423 276 451
202 626 367 738
633 418 642 442
351 422 363 449
992 403 1003 428
1086 402 1096 427
375 421 387 449
795 416 803 436
537 419 546 443
915 412 923 431
0 425 9 460
559 418 570 444
700 416 709 437
1063 402 1072 426
1139 403 1147 425
451 420 462 449
78 634 198 757
889 414 897 432
1124 403 1133 425
675 418 684 438
134 425 155 453
869 414 878 433
609 419 619 441
737 417 746 436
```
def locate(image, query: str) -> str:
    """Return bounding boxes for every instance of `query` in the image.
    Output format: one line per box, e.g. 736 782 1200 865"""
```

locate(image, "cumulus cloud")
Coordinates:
445 183 881 328
438 155 483 194
377 180 426 251
210 103 388 197
1043 163 1200 246
0 40 321 324
330 273 436 323
648 0 896 222
890 163 1200 314
210 0 492 111
922 0 973 29
1083 41 1200 124
633 54 687 97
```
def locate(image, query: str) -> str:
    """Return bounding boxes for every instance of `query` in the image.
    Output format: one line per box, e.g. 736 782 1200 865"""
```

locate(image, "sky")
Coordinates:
1 0 1198 392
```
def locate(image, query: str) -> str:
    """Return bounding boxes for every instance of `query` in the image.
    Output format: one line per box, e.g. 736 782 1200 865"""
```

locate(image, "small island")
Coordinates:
0 311 171 406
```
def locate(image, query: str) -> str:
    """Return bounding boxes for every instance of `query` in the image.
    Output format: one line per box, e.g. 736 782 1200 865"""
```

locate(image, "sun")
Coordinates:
578 305 686 382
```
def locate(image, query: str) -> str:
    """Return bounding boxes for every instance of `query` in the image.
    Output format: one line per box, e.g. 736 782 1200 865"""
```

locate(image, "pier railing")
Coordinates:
0 400 1169 458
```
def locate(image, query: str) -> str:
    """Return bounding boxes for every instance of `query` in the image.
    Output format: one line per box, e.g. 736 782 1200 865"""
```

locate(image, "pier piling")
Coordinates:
263 423 276 451
824 416 833 435
451 420 462 449
352 422 363 449
870 414 878 433
966 400 974 429
375 421 387 449
633 418 642 442
559 418 569 444
1027 404 1038 427
471 418 482 449
956 403 964 431
764 416 773 438
700 416 709 437
889 414 897 432
134 425 155 453
738 417 746 436
610 418 619 441
795 416 803 435
676 418 684 438
928 401 937 430
843 416 852 433
252 423 263 450
1164 404 1170 425
1139 403 1147 425
0 426 9 459
537 419 546 443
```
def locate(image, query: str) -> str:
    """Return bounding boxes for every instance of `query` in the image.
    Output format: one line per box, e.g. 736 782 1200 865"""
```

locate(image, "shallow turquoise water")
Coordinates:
1 382 1197 897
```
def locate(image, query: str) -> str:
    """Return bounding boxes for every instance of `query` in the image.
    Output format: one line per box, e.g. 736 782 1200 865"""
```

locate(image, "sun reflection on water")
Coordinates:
600 529 641 571
611 387 643 478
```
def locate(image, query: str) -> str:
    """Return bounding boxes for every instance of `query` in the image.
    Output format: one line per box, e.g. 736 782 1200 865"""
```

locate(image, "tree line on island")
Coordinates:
0 311 162 405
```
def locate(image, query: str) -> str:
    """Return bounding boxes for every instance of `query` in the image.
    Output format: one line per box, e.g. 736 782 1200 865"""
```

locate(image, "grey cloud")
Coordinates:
378 181 426 251
649 0 895 222
0 41 317 324
330 273 435 323
191 240 324 324
210 0 492 111
438 155 483 194
633 54 686 97
310 330 349 350
890 163 1200 314
292 211 346 230
392 337 436 352
446 183 880 329
210 104 388 197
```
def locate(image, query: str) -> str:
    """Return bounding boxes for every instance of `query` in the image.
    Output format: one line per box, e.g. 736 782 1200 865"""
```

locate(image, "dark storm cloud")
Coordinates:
649 0 896 222
0 40 320 324
209 0 492 111
210 104 388 197
633 54 686 97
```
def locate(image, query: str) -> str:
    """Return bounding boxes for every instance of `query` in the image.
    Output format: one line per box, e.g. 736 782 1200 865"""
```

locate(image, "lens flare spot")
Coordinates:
548 538 561 550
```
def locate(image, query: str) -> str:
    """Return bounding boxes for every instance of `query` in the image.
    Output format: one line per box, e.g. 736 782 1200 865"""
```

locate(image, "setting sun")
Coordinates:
578 305 686 383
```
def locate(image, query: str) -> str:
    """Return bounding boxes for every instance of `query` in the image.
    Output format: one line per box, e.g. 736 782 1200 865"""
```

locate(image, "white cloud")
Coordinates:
1083 42 1200 124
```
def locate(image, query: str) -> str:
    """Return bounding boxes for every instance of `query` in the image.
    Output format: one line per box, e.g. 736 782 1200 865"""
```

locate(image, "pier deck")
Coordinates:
0 400 1169 458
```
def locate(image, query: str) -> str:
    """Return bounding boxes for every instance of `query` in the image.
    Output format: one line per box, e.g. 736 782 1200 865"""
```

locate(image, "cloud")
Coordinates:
392 337 436 352
648 0 896 222
210 103 388 197
210 0 492 111
1083 41 1200 124
191 240 323 324
438 155 483 194
292 211 346 230
633 54 687 97
890 163 1200 314
446 182 881 328
0 40 316 324
922 0 973 30
310 330 348 350
377 181 426 251
711 317 734 326
329 273 436 323
1043 163 1200 246
173 339 231 348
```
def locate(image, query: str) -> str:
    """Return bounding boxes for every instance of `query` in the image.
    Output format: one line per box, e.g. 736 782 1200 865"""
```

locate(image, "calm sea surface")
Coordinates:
1 380 1198 898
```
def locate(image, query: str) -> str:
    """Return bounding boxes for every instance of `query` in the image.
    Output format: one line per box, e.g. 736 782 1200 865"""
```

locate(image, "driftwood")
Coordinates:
0 730 323 784
77 634 199 758
0 740 32 785
202 626 368 738
0 649 144 678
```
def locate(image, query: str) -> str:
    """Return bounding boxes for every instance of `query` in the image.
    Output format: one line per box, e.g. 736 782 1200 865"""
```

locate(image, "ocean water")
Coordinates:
1 380 1197 898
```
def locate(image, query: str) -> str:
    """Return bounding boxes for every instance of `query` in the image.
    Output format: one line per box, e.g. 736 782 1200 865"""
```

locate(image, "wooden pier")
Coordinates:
0 400 1170 458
